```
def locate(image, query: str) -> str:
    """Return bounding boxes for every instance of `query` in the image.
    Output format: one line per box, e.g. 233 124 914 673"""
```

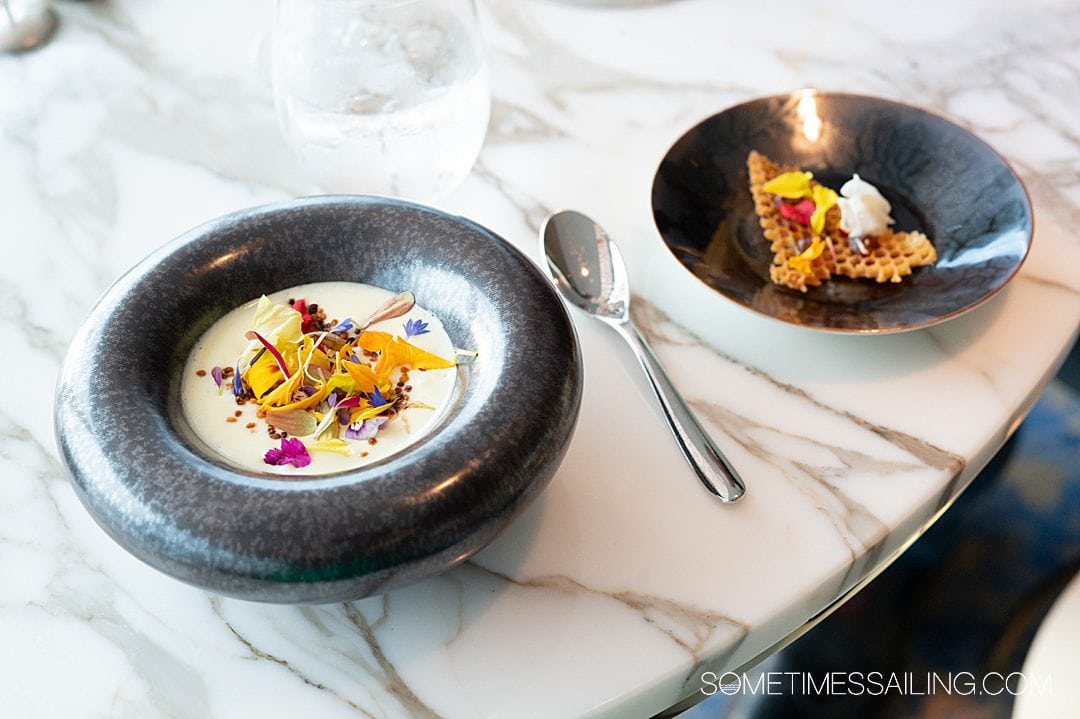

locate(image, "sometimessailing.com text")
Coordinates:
701 671 1052 698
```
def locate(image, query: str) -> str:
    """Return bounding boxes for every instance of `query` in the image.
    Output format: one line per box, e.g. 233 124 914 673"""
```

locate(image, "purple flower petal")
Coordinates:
244 330 291 378
282 438 311 468
403 318 430 339
330 318 354 333
263 438 311 468
232 361 243 396
211 366 223 389
345 416 388 440
366 387 389 408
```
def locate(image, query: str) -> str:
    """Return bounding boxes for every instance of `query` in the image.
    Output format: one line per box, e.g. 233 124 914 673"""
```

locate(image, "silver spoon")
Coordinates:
540 209 745 503
0 0 58 53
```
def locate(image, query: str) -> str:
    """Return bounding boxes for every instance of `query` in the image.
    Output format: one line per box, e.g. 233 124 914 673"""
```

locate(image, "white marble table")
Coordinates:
3 0 1080 716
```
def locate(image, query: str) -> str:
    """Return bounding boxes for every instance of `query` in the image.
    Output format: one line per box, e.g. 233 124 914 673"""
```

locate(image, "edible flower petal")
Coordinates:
211 366 223 395
240 297 302 367
788 238 826 274
330 317 354 333
365 386 390 409
264 408 318 437
258 368 303 409
312 406 341 439
246 351 287 399
306 438 353 456
374 336 455 376
270 382 330 413
810 184 838 235
344 361 390 395
348 403 392 424
359 291 416 330
263 438 311 468
778 198 815 226
292 298 323 333
403 318 430 339
356 331 393 354
763 171 813 199
245 331 291 379
324 372 359 398
232 361 243 396
345 416 388 441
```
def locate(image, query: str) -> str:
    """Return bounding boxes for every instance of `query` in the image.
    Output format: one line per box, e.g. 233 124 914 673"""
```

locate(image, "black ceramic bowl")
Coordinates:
652 91 1033 333
55 197 582 604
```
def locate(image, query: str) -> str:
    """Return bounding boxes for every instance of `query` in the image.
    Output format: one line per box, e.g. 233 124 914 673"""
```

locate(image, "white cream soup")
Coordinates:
181 282 458 475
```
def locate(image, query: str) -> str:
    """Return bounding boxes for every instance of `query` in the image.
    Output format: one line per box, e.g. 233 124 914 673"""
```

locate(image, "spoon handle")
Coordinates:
617 322 746 502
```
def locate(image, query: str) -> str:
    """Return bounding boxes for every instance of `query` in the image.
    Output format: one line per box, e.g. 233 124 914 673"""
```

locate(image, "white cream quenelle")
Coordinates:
837 174 895 239
181 282 459 476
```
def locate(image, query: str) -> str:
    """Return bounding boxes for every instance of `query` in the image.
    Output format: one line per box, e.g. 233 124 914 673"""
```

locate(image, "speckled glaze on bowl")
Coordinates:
55 196 582 604
651 91 1033 333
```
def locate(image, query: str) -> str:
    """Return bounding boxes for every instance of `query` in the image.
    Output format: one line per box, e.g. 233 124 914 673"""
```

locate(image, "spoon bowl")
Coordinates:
542 210 630 323
0 2 58 53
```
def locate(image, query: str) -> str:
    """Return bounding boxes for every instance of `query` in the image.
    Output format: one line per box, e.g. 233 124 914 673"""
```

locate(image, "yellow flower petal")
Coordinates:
239 297 303 367
306 347 332 374
272 383 329 413
810 184 838 235
305 439 353 456
258 369 303 409
763 171 813 199
245 351 286 399
324 372 358 397
348 404 391 424
344 361 389 395
788 239 826 274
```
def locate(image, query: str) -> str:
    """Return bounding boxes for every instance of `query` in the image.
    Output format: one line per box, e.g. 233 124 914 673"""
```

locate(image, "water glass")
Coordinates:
272 0 490 201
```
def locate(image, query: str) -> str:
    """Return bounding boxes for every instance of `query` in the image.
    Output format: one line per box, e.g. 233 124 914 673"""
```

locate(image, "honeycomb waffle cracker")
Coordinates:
748 151 832 292
747 151 937 292
830 228 936 283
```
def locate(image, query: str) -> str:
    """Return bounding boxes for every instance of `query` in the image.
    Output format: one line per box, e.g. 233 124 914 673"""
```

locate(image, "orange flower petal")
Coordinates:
345 362 379 394
788 238 826 274
356 331 393 353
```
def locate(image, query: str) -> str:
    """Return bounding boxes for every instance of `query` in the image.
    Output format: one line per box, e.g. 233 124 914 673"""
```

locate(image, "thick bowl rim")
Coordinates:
54 195 582 602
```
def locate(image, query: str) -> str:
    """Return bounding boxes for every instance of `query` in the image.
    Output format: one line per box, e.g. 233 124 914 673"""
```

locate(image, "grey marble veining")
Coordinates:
3 0 1080 716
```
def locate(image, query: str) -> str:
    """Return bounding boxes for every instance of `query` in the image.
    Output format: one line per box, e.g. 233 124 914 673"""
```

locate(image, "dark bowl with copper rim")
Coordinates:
651 91 1033 333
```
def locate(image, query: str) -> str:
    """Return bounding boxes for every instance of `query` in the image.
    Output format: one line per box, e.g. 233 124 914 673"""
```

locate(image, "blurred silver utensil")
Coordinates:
540 209 746 503
0 0 57 53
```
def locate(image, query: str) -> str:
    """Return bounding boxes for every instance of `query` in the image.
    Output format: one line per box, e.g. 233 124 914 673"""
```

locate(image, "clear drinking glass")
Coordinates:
271 0 490 201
